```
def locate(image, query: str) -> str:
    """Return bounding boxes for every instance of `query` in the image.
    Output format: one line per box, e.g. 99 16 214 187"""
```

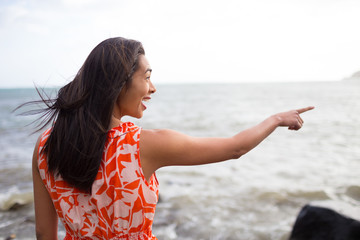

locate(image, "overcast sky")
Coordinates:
1 0 360 88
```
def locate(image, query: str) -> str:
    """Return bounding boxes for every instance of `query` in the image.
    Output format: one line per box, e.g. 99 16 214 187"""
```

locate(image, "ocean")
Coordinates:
0 81 359 240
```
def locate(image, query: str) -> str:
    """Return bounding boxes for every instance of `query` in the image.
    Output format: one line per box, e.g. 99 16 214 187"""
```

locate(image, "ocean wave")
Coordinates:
286 190 331 201
345 185 360 201
0 187 33 211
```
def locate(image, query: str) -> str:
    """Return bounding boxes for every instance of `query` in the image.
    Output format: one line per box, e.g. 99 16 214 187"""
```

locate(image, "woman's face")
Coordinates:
114 55 156 120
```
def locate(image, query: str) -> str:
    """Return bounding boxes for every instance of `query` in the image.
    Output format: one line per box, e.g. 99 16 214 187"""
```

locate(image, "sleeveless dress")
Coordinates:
38 122 159 240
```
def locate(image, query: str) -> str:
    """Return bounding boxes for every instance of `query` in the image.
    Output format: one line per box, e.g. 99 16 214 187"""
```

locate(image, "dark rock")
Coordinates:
289 205 360 240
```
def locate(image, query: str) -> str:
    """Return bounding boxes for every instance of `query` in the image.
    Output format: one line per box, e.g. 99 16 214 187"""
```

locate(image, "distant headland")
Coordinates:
343 70 360 81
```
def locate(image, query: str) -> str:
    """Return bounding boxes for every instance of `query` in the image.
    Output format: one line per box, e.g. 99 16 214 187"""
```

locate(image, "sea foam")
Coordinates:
0 186 33 211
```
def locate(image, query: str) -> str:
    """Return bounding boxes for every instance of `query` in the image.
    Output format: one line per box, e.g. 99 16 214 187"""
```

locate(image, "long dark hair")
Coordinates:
21 37 145 193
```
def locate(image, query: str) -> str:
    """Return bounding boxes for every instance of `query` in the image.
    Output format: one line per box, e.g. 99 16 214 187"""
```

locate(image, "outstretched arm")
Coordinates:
139 107 314 180
32 136 58 240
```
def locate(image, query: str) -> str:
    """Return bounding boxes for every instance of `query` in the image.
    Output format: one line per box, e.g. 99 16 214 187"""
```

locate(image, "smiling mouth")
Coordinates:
141 98 150 109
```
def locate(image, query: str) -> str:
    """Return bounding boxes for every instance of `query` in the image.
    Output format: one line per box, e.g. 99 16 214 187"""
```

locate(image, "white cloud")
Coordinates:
61 0 98 7
0 3 28 25
0 0 360 87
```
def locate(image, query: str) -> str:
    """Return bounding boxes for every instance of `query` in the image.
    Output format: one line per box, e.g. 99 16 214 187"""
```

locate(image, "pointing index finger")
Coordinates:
296 106 315 114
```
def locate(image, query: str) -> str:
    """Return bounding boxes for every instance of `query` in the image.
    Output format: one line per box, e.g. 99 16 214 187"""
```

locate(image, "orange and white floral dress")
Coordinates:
38 122 159 240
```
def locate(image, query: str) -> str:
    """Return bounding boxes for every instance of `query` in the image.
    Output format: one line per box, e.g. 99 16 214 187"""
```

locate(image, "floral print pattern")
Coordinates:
38 122 159 239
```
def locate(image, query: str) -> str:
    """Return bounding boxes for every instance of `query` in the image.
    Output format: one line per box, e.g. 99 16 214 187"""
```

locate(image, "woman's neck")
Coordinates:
109 115 122 130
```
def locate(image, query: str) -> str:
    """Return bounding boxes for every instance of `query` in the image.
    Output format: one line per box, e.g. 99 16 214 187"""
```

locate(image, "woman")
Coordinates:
30 37 313 239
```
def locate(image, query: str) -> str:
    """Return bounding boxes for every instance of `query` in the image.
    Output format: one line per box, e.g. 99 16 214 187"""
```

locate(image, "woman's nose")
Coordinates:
149 81 156 94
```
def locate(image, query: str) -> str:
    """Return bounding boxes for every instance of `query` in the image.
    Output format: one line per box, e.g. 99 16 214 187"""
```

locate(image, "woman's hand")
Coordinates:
274 106 314 130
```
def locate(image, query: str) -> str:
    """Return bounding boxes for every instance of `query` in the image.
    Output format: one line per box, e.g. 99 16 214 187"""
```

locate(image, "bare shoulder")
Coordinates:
141 129 190 148
141 128 182 139
140 129 193 168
